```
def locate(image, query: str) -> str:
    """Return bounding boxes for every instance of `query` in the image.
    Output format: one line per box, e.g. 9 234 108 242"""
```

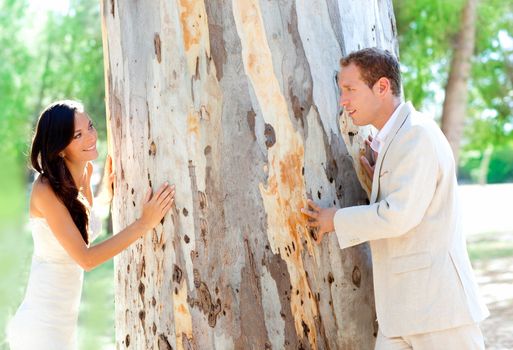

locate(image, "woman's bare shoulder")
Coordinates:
31 176 59 205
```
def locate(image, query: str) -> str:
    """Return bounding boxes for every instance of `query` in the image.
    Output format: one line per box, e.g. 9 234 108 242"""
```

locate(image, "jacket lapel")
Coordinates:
370 102 415 203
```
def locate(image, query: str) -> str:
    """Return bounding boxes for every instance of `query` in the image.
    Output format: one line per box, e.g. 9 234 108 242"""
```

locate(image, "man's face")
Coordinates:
337 63 381 127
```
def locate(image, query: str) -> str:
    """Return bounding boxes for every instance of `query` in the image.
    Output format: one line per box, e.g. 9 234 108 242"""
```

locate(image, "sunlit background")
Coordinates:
1 0 512 349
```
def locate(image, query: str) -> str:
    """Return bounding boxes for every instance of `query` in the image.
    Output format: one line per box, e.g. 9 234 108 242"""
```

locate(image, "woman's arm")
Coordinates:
33 180 175 271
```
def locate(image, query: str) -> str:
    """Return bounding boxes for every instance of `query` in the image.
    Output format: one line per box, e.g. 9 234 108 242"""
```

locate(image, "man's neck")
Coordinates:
374 97 403 130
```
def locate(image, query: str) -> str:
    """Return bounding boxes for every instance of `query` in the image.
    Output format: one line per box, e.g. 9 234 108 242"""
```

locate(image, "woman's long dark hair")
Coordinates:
30 100 89 244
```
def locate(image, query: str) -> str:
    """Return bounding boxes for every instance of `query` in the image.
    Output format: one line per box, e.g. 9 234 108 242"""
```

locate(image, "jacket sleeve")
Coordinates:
334 124 440 249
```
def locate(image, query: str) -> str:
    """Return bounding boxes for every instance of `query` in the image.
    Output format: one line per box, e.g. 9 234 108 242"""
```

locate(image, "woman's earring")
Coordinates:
59 153 65 158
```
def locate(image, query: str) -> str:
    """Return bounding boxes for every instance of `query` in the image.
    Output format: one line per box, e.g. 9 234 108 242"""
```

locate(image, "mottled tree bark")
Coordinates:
100 1 398 349
441 0 478 167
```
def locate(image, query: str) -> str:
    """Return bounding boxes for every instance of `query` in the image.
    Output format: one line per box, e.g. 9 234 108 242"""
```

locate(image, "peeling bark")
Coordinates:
101 0 398 348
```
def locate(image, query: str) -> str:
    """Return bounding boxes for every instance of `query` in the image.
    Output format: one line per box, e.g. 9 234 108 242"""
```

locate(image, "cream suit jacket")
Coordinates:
333 102 489 337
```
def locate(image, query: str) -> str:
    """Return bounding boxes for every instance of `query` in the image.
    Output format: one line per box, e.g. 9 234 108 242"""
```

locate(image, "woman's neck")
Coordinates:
64 159 87 189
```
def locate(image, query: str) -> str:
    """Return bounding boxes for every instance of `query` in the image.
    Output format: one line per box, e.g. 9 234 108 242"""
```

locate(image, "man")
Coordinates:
302 48 489 349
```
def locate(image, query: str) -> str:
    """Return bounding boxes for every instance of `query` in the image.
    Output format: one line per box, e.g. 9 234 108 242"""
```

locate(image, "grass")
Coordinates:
467 233 513 262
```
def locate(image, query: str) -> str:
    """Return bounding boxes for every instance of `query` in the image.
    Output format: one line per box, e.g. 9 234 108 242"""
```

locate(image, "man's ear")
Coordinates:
375 77 390 96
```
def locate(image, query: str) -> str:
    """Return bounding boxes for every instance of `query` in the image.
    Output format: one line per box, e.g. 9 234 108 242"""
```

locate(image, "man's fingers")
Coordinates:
306 220 320 228
301 208 319 219
306 199 321 212
360 156 374 179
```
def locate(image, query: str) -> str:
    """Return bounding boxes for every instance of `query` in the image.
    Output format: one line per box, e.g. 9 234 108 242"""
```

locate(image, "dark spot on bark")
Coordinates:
125 334 130 347
152 322 157 335
173 264 183 284
290 92 304 121
264 123 276 148
182 333 194 350
139 310 145 325
184 234 190 243
152 297 156 307
174 287 178 295
131 188 134 194
138 281 145 301
352 265 361 288
132 201 136 207
317 190 321 199
110 0 115 17
183 208 189 216
194 56 200 80
188 272 222 327
127 264 130 273
158 333 173 350
198 191 208 210
308 227 318 241
149 141 157 156
193 269 201 288
327 272 334 284
301 319 310 337
301 166 304 176
137 256 146 279
154 33 162 63
204 145 211 155
291 241 295 251
247 110 256 140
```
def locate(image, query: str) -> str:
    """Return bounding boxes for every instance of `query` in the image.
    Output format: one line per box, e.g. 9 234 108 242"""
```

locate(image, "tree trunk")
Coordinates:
441 0 478 167
101 1 398 349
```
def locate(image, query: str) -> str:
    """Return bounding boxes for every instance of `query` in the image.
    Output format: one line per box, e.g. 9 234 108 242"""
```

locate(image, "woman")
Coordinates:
7 100 175 349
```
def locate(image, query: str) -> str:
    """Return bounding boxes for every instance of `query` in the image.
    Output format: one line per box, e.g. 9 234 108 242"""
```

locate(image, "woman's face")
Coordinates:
62 111 98 163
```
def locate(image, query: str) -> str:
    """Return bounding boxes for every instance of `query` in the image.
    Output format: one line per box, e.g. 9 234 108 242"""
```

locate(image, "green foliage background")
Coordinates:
0 0 511 348
0 1 112 349
395 0 513 183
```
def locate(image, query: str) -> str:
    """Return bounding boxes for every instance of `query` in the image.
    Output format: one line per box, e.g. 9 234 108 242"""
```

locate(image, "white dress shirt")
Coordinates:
370 101 405 153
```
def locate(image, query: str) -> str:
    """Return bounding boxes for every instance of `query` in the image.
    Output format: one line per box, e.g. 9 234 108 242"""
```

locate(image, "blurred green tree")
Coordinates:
394 0 513 183
0 0 111 348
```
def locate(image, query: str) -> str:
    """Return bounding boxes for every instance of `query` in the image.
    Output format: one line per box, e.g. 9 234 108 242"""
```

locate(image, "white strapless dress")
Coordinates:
7 209 101 350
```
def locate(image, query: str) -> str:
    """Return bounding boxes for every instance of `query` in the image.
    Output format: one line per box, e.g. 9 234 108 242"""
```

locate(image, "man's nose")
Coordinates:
339 96 349 108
